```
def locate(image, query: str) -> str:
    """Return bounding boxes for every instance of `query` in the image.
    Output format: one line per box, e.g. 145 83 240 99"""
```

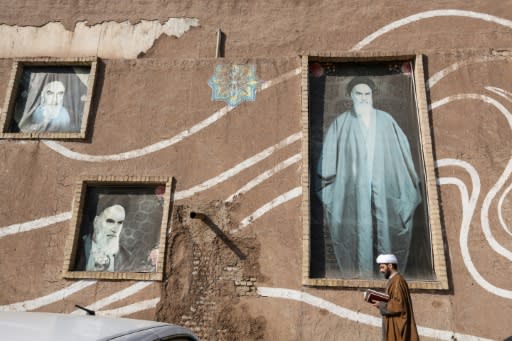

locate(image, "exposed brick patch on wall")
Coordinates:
156 200 265 340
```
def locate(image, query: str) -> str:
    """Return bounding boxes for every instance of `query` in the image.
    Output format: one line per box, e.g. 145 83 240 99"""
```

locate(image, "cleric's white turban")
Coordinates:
376 254 398 264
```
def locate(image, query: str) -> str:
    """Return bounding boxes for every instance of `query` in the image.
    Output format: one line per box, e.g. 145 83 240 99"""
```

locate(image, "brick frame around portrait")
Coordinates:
0 57 98 139
301 53 448 290
62 176 174 281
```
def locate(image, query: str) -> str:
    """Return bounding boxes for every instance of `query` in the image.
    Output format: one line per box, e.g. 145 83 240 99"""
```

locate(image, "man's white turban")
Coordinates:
376 254 398 264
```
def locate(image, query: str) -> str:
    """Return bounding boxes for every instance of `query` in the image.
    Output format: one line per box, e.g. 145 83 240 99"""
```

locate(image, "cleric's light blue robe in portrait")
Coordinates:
316 109 421 277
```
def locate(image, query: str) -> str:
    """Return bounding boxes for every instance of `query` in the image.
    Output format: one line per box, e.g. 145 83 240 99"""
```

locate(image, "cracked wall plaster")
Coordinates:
0 18 200 59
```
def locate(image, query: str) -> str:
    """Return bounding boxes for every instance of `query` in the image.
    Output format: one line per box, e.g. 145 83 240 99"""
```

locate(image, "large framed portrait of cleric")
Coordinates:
302 54 448 290
63 176 174 281
0 57 97 139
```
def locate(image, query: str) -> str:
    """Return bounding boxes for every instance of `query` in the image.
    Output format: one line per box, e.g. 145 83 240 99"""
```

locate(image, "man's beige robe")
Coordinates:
380 273 419 341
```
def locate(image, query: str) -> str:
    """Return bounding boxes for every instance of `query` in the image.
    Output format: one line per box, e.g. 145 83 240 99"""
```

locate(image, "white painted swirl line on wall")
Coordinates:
0 280 97 312
41 68 301 162
432 94 512 263
497 182 512 237
225 153 302 202
258 287 495 341
175 132 301 200
42 104 229 161
0 276 153 314
71 281 153 315
0 211 72 239
351 9 512 51
481 159 512 260
97 298 160 317
486 86 512 103
438 172 512 298
231 186 302 234
427 56 510 90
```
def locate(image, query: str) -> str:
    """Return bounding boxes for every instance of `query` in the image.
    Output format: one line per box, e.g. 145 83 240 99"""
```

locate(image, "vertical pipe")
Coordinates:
216 29 222 58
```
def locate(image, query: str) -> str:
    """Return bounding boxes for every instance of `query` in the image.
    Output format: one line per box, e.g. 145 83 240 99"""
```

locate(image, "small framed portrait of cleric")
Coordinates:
0 57 97 139
302 54 448 290
63 176 174 281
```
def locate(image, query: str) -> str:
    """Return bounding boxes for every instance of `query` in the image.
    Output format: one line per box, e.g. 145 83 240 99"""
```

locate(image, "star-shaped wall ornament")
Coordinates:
208 64 259 107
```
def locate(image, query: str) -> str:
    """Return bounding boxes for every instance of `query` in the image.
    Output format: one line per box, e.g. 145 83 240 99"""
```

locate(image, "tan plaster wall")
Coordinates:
1 1 512 340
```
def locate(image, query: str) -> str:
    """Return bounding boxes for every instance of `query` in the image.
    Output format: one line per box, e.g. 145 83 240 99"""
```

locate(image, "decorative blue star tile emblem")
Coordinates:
208 64 259 107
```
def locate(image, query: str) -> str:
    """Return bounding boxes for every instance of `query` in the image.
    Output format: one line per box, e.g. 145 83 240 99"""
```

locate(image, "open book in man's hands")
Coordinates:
363 289 390 304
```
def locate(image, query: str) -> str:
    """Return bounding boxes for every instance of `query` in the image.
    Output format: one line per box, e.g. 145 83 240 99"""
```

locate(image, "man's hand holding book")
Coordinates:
364 289 390 304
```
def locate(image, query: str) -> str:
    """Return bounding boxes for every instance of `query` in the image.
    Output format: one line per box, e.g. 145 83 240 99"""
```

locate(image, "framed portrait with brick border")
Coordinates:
63 176 174 281
301 53 448 290
0 57 97 139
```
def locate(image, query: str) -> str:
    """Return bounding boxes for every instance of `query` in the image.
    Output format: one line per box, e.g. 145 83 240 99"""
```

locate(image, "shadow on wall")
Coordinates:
190 211 246 260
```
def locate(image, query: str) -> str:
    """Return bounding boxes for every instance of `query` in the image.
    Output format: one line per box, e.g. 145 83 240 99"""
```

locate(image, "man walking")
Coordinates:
373 254 419 341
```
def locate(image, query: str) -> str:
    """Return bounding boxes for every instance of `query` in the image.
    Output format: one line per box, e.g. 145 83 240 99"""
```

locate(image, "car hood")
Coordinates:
0 311 174 341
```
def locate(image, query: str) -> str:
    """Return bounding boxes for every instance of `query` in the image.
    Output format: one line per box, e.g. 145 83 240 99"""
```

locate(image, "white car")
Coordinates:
0 311 200 341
